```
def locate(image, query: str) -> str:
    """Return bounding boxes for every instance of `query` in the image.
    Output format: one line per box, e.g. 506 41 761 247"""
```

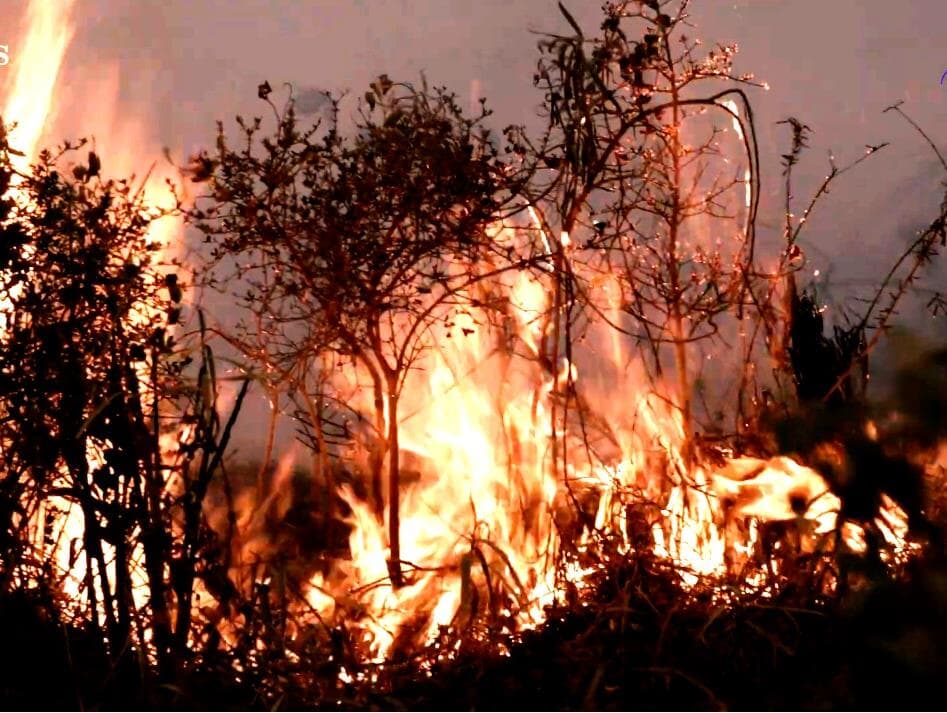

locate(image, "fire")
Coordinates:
281 222 920 661
1 0 183 622
1 0 76 172
306 269 563 659
0 0 925 676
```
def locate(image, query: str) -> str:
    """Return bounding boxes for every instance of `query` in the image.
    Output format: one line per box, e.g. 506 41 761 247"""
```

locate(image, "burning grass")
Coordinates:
2 0 947 709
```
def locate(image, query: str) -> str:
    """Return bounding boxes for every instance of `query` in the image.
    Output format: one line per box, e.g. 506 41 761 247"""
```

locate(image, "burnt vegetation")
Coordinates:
1 0 947 709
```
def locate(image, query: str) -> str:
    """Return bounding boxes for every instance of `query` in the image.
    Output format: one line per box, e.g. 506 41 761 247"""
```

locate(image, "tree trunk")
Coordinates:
667 66 693 472
370 378 386 518
671 310 693 470
302 381 334 556
385 375 404 588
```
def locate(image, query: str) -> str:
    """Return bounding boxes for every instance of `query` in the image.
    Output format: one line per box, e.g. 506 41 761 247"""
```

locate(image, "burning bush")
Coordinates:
180 0 946 675
0 0 946 709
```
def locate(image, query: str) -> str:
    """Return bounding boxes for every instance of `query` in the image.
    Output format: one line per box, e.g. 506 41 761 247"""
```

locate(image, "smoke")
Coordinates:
293 86 332 116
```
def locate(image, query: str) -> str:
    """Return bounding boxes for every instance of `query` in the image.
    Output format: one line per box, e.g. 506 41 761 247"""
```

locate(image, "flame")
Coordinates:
284 225 919 661
1 0 183 624
1 0 82 603
312 270 563 659
285 266 707 655
1 0 76 171
0 0 923 671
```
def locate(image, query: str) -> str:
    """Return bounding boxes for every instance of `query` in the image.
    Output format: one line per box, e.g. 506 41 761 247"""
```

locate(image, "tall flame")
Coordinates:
0 0 81 605
1 0 183 617
0 0 919 671
1 0 77 170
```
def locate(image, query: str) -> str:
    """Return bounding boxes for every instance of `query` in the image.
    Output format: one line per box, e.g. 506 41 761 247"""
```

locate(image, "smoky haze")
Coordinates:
2 0 945 453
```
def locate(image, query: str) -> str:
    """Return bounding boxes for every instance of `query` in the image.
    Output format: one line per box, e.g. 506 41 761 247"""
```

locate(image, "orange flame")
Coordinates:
0 1 920 669
1 0 184 623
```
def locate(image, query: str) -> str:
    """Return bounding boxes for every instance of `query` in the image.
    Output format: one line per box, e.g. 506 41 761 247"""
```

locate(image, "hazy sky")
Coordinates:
22 0 939 289
2 0 946 445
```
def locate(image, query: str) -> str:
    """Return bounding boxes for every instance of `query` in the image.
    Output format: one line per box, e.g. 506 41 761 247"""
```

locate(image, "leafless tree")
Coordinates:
507 0 762 477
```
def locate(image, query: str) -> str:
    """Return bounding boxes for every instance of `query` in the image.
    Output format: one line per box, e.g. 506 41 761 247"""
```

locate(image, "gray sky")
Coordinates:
3 0 946 444
32 0 944 286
